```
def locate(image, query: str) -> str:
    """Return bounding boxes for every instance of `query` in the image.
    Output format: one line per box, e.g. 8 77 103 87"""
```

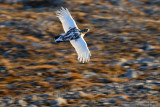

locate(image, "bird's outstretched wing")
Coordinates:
56 7 91 63
70 37 91 63
56 7 78 33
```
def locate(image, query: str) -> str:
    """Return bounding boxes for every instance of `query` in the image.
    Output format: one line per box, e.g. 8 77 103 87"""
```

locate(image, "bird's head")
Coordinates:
80 28 90 37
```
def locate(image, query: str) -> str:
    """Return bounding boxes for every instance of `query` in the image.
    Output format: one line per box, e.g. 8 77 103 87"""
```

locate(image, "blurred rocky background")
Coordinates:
0 0 160 106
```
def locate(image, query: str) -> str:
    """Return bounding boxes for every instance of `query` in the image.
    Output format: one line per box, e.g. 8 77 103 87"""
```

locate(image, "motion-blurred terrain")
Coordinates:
0 0 160 106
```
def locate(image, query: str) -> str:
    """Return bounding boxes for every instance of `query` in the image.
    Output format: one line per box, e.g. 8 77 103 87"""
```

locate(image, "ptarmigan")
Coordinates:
55 7 91 63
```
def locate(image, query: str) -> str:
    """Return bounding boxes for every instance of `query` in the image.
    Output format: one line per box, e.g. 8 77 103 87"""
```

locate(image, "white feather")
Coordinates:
57 7 91 63
56 7 78 33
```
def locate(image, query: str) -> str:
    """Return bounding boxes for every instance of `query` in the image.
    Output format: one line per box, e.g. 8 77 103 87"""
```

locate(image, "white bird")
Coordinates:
55 7 91 63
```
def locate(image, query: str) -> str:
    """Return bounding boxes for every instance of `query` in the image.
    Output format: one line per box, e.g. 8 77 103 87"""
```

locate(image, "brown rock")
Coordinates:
69 73 83 79
37 81 50 88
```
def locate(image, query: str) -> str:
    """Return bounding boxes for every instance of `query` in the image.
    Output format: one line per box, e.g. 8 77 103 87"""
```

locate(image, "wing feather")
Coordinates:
56 7 78 33
70 37 91 63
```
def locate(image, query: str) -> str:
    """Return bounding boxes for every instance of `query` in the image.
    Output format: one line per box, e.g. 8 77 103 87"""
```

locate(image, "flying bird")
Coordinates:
55 7 91 63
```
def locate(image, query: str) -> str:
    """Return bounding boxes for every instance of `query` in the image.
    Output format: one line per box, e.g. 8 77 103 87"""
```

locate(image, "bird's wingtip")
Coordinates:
56 7 70 17
77 52 91 63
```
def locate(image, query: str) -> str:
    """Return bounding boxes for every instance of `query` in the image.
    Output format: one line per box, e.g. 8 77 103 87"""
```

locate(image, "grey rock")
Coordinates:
83 72 97 79
63 92 80 99
49 100 58 105
116 96 127 100
133 83 144 89
121 69 143 78
90 47 99 50
118 37 129 42
47 0 65 5
0 67 7 73
26 105 38 107
44 78 54 81
109 0 121 5
98 78 112 83
139 66 149 71
47 61 61 65
99 98 109 103
0 0 65 4
0 0 29 3
6 85 17 88
145 0 160 4
139 57 154 63
108 99 116 103
32 101 40 105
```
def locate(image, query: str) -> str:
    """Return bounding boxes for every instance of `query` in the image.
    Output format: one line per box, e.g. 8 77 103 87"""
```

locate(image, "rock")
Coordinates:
0 66 7 73
47 61 61 65
143 9 153 16
32 101 40 106
0 0 30 3
146 80 153 84
56 97 67 105
108 99 116 103
31 95 39 101
54 83 66 89
118 37 129 42
139 66 149 71
98 78 112 83
6 85 16 88
68 73 83 79
99 98 109 103
79 92 94 99
93 18 109 22
139 57 154 63
109 0 121 5
26 105 38 107
40 94 49 98
63 92 80 99
83 72 97 79
2 99 14 104
25 95 33 101
121 69 143 78
44 78 54 81
90 47 99 50
49 100 58 106
116 95 129 101
18 99 27 106
47 0 65 5
140 43 155 51
37 81 50 87
145 0 160 4
133 83 144 89
0 0 65 4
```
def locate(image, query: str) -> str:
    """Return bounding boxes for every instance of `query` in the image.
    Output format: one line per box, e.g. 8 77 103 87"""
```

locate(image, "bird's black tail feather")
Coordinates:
54 36 63 43
55 36 60 40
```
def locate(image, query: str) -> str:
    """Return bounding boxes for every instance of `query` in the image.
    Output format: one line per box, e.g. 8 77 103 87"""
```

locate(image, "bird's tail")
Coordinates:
54 36 63 43
55 36 60 40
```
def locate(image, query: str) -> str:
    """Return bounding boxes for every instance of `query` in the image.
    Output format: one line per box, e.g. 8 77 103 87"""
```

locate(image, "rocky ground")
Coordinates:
0 0 160 107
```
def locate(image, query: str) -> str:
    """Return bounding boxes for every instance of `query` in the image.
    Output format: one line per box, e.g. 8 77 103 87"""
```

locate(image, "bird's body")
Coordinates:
55 7 91 63
55 27 81 42
55 27 89 42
